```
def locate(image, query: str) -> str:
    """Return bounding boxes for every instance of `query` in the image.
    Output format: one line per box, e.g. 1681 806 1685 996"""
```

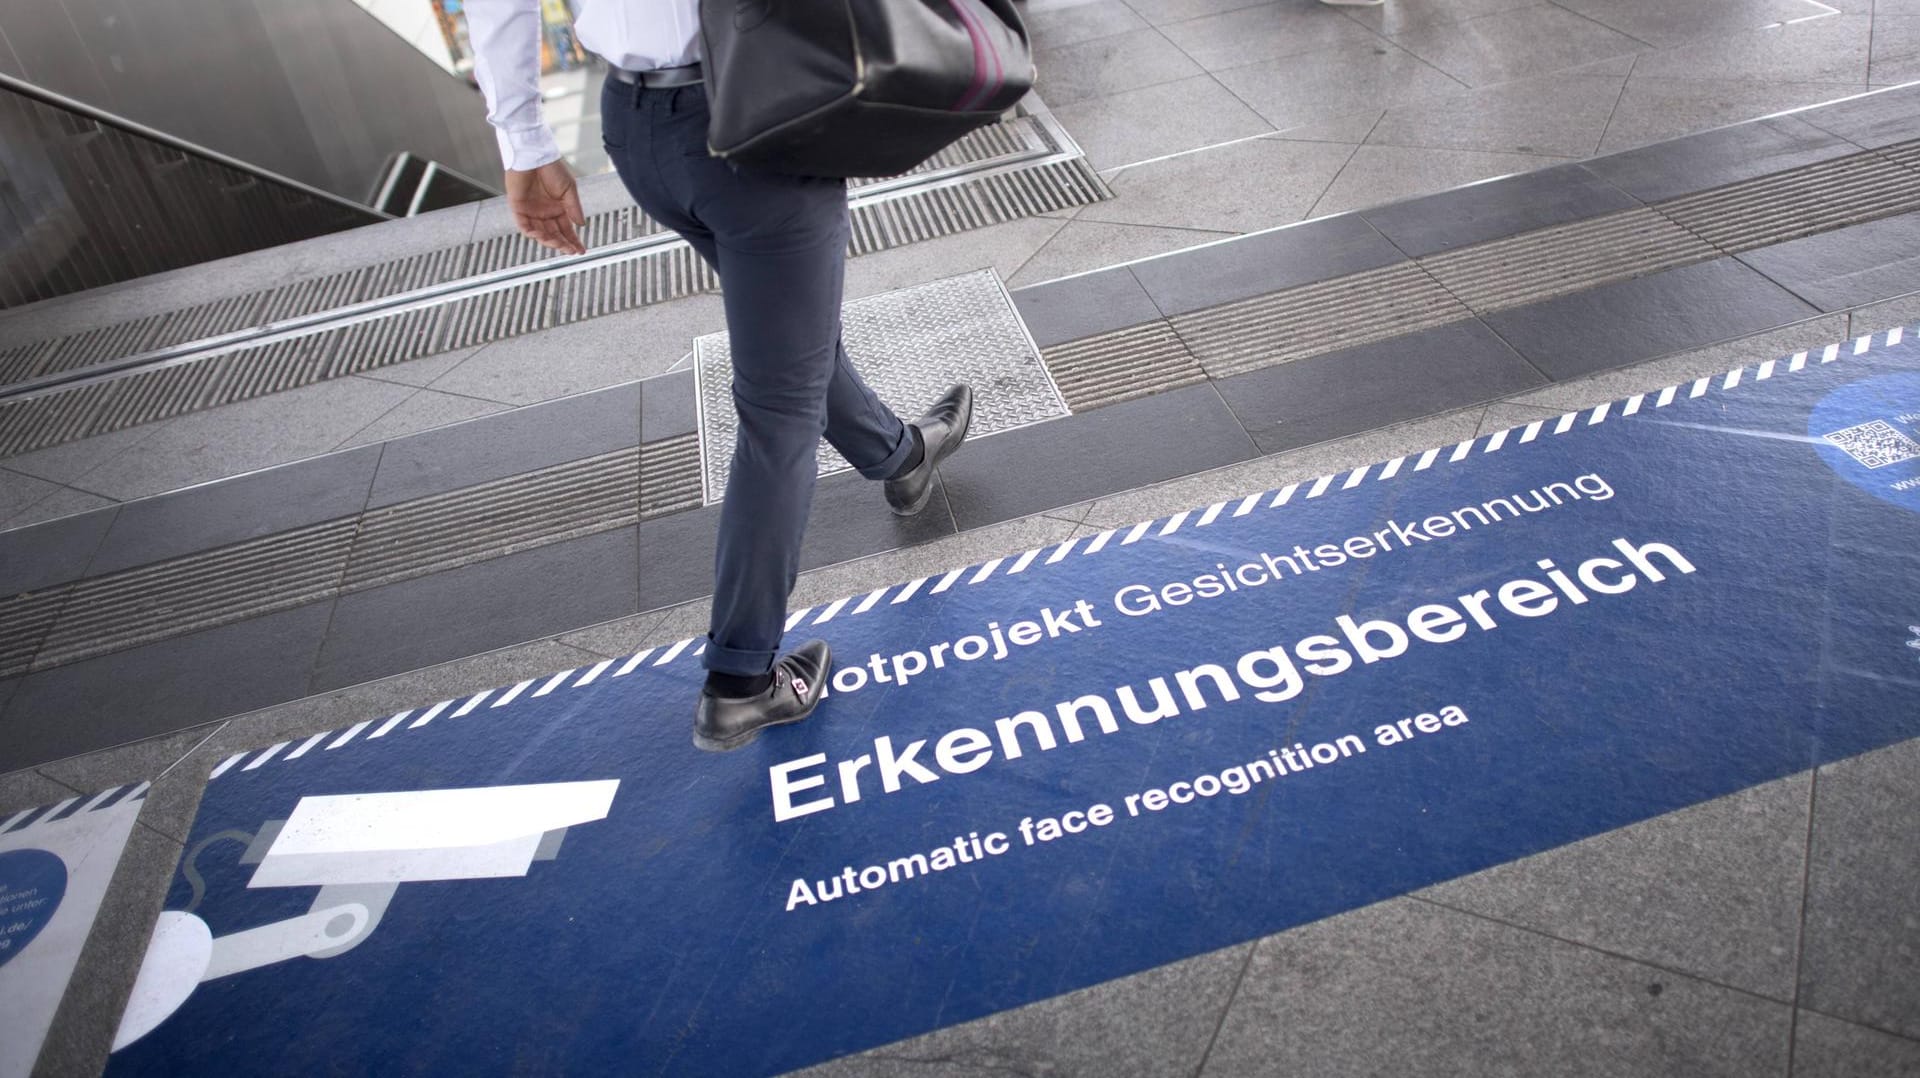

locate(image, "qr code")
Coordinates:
1823 420 1920 470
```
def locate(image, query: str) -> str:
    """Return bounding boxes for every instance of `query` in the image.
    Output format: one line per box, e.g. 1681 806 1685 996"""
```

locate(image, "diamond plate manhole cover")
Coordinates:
693 269 1067 504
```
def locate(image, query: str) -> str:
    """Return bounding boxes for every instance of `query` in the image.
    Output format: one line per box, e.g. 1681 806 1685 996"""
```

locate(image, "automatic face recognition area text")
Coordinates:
111 339 1920 1078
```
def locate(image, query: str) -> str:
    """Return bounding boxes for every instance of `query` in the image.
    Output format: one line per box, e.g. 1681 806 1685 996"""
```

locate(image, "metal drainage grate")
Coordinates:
1173 261 1472 379
693 269 1067 503
1043 322 1207 411
1657 148 1920 252
1419 207 1719 315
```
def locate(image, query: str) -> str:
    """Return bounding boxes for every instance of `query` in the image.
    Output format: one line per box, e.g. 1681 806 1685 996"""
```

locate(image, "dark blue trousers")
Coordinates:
603 78 914 676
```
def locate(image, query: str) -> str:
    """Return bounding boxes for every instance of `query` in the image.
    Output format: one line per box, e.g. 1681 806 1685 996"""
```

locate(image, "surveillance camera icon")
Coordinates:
113 779 619 1050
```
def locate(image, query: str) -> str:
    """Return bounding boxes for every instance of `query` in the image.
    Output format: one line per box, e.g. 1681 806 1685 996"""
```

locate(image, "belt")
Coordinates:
609 63 704 89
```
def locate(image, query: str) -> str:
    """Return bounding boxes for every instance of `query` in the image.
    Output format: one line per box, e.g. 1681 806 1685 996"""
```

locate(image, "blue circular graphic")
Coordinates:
1808 372 1920 515
0 848 68 969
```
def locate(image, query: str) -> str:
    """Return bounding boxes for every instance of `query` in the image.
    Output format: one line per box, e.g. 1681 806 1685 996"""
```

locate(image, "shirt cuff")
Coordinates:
496 124 562 172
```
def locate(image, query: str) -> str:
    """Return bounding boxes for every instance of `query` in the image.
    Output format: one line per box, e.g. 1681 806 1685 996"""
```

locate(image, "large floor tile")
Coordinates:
844 216 1069 301
0 765 71 816
1800 736 1920 1040
1022 0 1148 49
1556 0 1835 50
0 467 60 524
1214 318 1546 453
1050 74 1275 171
428 294 726 405
639 369 698 441
1599 76 1869 155
0 502 116 594
1310 144 1574 218
1584 113 1857 201
1419 771 1811 1000
3 486 117 530
799 943 1251 1077
1128 212 1407 316
940 382 1258 529
1795 82 1920 147
1331 0 1536 35
1035 26 1202 106
1365 70 1628 158
1629 12 1872 85
311 527 640 691
1006 218 1232 289
1121 0 1277 26
0 421 158 488
333 386 511 449
1203 899 1791 1077
1868 15 1920 85
1211 35 1467 134
364 381 641 508
0 601 335 772
1010 267 1164 348
1483 256 1819 381
1157 1 1380 73
1790 1010 1920 1078
1084 137 1355 234
1738 211 1920 313
1384 4 1646 88
1359 162 1640 258
86 444 379 576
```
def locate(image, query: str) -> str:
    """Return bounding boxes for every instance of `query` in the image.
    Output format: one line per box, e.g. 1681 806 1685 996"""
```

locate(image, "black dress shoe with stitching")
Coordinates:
885 384 973 516
692 640 832 752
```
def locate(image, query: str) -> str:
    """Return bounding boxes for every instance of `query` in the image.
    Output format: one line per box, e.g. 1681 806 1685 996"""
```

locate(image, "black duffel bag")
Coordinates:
698 0 1034 178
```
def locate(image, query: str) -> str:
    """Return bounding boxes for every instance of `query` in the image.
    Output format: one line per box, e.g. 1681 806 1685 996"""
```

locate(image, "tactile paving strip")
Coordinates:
693 270 1066 503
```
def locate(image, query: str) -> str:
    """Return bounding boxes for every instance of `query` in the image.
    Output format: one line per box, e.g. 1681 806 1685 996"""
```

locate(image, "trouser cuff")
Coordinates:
701 633 777 676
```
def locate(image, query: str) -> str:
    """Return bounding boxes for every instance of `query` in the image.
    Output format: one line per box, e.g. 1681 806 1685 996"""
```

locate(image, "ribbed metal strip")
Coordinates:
552 247 719 324
846 157 1107 256
32 518 356 669
44 312 169 370
0 587 68 678
848 119 1038 191
1657 150 1920 252
145 291 268 353
640 433 703 518
1043 322 1206 411
1419 207 1719 315
342 448 640 591
432 279 557 353
1173 261 1473 379
0 339 58 386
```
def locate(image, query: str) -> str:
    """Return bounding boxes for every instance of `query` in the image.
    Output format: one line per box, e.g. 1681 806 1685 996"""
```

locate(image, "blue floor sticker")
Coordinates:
110 334 1920 1075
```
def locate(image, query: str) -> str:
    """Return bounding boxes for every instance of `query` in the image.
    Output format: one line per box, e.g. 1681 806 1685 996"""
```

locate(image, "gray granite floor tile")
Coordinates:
941 382 1258 528
1365 70 1629 158
1211 36 1467 134
0 601 336 772
1157 1 1381 73
1483 256 1820 381
799 942 1251 1077
1202 898 1792 1077
1796 82 1920 147
1848 291 1920 336
333 386 512 449
1128 212 1406 317
1739 210 1920 313
844 217 1069 302
554 610 671 660
1384 4 1647 88
34 727 222 827
426 295 725 405
1791 1010 1920 1078
1050 74 1276 171
1011 267 1164 348
3 486 117 530
1419 772 1810 1001
64 376 414 503
312 527 640 692
639 369 699 442
1800 736 1920 1040
1084 137 1356 234
1269 107 1386 145
348 343 490 388
0 504 117 594
1567 112 1857 203
1023 0 1148 48
0 766 71 816
1476 401 1565 435
1311 144 1574 218
1360 162 1640 258
1599 76 1868 155
1500 312 1849 411
0 467 60 523
1216 318 1547 453
1077 405 1485 528
0 423 160 488
1556 0 1835 50
87 445 379 577
1007 218 1233 289
1869 15 1920 85
1035 26 1203 106
1121 0 1276 26
1330 0 1536 35
1629 12 1872 85
365 382 641 508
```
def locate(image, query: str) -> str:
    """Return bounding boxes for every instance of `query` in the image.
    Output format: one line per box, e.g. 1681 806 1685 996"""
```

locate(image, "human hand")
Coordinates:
505 159 587 254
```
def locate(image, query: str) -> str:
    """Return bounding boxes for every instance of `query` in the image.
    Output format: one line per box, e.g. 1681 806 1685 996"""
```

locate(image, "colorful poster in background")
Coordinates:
1 787 145 1077
108 334 1919 1075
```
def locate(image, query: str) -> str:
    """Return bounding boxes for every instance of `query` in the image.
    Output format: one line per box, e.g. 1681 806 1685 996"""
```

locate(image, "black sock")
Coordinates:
889 426 925 480
706 669 774 697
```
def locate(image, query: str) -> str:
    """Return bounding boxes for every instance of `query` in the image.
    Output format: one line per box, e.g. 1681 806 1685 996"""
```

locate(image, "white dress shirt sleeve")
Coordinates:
463 0 563 171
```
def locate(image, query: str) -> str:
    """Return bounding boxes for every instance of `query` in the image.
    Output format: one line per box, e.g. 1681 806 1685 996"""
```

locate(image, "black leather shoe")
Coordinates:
692 640 832 752
884 384 973 516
